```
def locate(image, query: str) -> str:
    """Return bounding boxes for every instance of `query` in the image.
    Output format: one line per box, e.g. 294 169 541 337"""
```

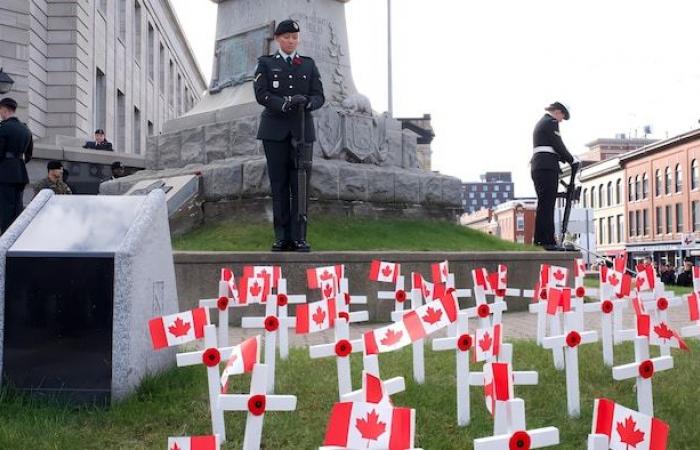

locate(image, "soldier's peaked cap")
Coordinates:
275 19 300 35
545 101 570 120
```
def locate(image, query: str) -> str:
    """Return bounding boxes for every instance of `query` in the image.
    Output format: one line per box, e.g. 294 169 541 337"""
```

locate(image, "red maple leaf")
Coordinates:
250 281 261 297
609 274 619 286
171 442 181 450
312 306 326 327
355 409 386 444
380 328 403 346
653 322 674 341
259 269 268 277
616 416 645 449
422 286 431 298
479 331 493 352
422 306 443 325
168 317 191 337
320 269 333 281
323 283 334 299
381 265 393 277
636 275 645 290
442 265 448 277
553 269 565 281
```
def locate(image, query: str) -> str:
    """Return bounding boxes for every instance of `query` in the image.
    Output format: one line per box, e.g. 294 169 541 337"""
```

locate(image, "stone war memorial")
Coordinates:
0 1 697 450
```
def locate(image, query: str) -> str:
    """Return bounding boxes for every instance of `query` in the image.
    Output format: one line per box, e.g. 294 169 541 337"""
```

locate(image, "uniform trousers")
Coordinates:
263 136 312 241
531 168 559 246
0 183 25 233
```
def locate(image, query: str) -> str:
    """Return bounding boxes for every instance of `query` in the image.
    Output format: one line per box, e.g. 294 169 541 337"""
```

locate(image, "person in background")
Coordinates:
33 160 72 195
0 97 33 233
659 262 676 285
110 161 126 180
83 129 113 151
675 257 694 287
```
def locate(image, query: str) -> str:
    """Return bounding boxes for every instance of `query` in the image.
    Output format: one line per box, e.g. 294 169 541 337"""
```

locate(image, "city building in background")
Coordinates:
461 199 537 245
462 171 515 213
580 136 657 163
397 114 434 171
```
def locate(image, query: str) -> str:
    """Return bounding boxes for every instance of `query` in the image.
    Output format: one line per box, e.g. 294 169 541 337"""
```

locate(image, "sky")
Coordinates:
171 0 700 197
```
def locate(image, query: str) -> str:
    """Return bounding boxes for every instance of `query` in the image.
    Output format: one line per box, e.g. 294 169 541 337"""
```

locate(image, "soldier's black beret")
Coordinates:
274 19 300 35
0 97 18 111
47 160 63 170
546 101 570 120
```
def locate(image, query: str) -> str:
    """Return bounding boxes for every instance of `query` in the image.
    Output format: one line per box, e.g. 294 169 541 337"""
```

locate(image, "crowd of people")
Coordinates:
590 255 697 287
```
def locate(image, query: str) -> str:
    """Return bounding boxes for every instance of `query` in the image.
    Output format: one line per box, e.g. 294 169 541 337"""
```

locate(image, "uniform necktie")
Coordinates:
286 56 292 65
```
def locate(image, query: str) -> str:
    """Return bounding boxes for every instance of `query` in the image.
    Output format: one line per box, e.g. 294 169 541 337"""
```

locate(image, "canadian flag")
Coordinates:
483 362 514 415
296 298 337 334
307 265 345 289
167 436 219 450
431 260 449 284
693 266 700 292
635 264 656 292
637 314 689 350
238 275 271 304
220 335 260 393
149 308 209 350
600 265 609 286
607 270 632 297
243 265 281 289
412 272 445 302
473 324 502 363
546 287 572 315
220 268 239 301
364 295 458 355
319 275 338 301
369 260 400 283
540 264 568 287
323 401 414 450
574 258 587 280
592 398 669 450
688 292 699 322
614 252 628 273
494 264 508 291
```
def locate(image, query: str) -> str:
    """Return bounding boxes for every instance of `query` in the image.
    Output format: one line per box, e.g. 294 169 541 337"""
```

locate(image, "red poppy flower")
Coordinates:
277 293 288 307
457 334 472 352
395 290 407 303
292 56 302 66
509 430 531 450
446 287 456 295
496 289 507 298
477 304 491 318
639 359 655 379
616 292 625 299
566 331 581 348
539 289 548 300
217 296 229 311
601 300 614 314
344 293 351 305
335 339 352 357
202 348 221 367
657 297 668 311
248 394 266 416
264 315 279 332
575 287 586 298
338 311 350 321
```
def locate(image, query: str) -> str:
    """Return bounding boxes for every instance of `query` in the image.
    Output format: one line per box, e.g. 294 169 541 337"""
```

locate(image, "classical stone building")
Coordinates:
0 0 205 193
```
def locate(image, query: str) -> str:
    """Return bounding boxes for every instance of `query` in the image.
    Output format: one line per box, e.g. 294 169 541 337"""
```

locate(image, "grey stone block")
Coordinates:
230 116 260 157
241 158 270 197
420 173 443 204
383 129 404 168
159 132 182 169
310 160 340 200
204 122 231 163
202 161 243 201
338 163 368 201
442 176 463 206
401 129 419 169
368 167 395 203
395 170 420 204
145 135 160 170
180 127 205 166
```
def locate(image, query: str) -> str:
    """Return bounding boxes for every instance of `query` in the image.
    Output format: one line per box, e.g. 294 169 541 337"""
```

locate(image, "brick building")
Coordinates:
580 136 656 163
462 172 515 213
461 199 537 245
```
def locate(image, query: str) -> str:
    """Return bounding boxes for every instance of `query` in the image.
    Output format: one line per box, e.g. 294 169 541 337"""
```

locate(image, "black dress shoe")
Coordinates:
294 240 311 252
543 244 565 251
271 240 291 252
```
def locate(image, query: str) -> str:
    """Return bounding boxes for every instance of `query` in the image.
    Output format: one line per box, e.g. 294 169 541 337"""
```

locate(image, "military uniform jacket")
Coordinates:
33 177 72 195
254 52 325 142
83 140 113 151
531 113 574 172
0 117 33 184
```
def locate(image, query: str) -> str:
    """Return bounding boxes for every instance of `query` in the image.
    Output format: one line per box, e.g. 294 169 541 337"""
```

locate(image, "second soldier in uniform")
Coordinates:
254 19 324 252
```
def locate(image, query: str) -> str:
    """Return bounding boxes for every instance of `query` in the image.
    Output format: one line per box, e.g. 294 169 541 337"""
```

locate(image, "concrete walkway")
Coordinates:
229 305 695 347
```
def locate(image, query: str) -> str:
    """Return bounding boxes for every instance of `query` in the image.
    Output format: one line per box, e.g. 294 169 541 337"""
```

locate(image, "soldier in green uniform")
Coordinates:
34 160 72 195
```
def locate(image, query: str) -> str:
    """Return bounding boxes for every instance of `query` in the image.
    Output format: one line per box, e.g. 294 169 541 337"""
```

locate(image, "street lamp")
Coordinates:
0 68 15 94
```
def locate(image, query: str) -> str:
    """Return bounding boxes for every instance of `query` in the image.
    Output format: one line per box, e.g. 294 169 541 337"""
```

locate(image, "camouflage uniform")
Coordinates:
33 177 72 195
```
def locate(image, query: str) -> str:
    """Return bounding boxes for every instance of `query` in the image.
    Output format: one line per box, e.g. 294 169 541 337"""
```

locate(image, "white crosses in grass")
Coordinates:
390 287 425 384
342 354 406 403
473 399 560 450
582 296 618 367
272 278 306 360
542 311 598 417
681 292 700 338
217 363 297 450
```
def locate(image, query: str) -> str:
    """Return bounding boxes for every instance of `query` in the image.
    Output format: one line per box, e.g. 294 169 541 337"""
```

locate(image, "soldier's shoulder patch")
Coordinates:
254 72 262 82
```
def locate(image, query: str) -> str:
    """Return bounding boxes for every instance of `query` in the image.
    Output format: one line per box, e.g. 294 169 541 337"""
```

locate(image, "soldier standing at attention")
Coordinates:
0 97 33 234
254 19 325 252
33 160 72 195
531 102 579 250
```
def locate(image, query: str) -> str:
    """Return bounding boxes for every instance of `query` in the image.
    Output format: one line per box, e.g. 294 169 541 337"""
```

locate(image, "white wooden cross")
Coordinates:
270 278 306 360
527 287 566 370
582 296 617 367
376 274 412 315
612 336 673 416
469 362 538 424
342 354 406 402
199 270 240 348
241 296 294 393
217 363 297 450
681 292 700 338
176 325 235 442
390 287 425 384
465 288 509 331
473 399 560 450
542 311 598 417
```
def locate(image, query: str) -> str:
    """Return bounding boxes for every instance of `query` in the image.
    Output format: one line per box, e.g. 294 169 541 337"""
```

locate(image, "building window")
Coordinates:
655 169 662 196
665 204 673 233
617 214 623 242
482 185 488 191
643 209 649 236
635 210 641 237
582 188 588 208
159 43 166 94
494 185 500 191
656 206 663 235
693 160 699 190
480 193 485 199
471 185 477 191
675 163 682 193
471 199 477 205
469 193 474 199
94 68 106 132
118 0 126 42
133 106 141 155
642 173 649 199
590 187 596 208
491 192 497 199
177 73 183 115
134 1 142 63
607 217 614 244
116 90 126 152
516 213 525 231
676 203 683 232
628 177 634 202
505 185 511 191
629 211 636 238
606 181 613 206
599 218 605 244
634 176 641 201
598 183 604 207
148 120 154 136
148 23 155 80
665 167 672 194
616 179 622 204
516 235 525 244
693 201 700 231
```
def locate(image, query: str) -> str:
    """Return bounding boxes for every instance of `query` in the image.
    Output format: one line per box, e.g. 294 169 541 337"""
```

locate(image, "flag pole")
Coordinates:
387 0 393 117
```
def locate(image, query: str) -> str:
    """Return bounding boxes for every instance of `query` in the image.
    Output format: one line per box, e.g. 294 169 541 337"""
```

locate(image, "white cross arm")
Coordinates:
612 356 673 380
522 289 535 298
340 376 405 403
432 336 457 351
587 434 609 450
454 288 472 298
473 427 560 450
217 394 297 411
505 288 521 297
309 339 363 359
528 302 543 314
176 346 237 368
349 311 369 323
469 371 538 386
467 302 508 315
542 330 598 350
241 316 295 329
377 291 400 299
681 324 700 338
348 295 367 305
271 294 307 304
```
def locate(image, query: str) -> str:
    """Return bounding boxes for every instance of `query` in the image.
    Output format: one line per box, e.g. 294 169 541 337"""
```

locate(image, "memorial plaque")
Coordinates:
210 23 274 93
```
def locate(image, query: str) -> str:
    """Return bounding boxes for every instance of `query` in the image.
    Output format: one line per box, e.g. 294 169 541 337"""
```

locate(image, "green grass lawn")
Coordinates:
2 340 698 449
172 217 536 252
